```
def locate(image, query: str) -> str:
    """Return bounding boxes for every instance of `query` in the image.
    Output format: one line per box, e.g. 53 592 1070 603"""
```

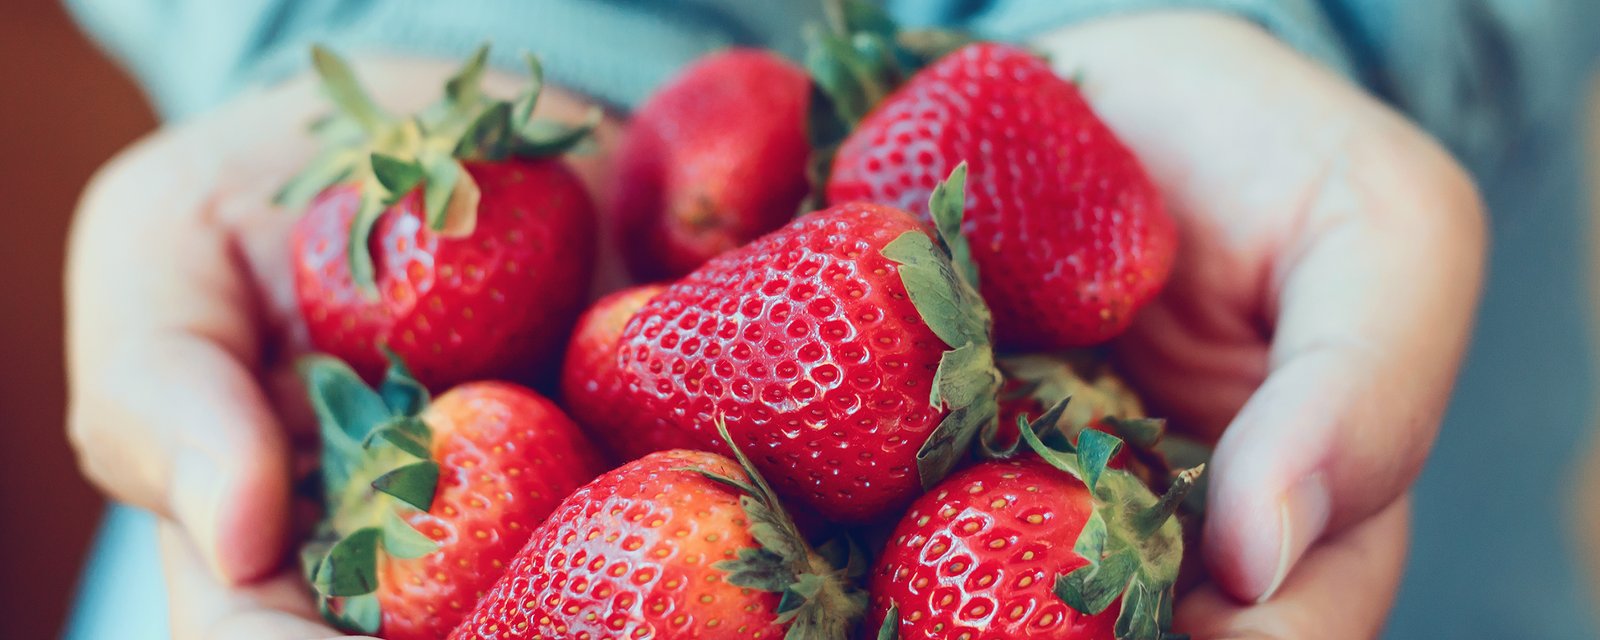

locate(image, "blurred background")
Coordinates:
0 1 153 637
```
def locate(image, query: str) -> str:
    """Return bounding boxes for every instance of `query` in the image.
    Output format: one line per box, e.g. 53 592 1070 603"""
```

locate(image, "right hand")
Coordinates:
66 54 614 638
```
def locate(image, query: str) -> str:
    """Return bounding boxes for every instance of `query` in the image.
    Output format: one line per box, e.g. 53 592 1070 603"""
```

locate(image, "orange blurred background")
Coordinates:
0 1 155 637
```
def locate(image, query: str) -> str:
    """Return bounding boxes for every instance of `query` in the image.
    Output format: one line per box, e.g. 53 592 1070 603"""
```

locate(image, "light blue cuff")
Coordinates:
240 0 823 112
917 0 1357 81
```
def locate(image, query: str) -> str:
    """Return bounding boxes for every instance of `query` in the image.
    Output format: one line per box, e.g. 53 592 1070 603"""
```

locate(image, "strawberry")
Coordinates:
612 49 812 280
560 284 666 439
819 41 1177 350
449 420 866 639
578 166 1000 523
991 354 1213 508
282 45 599 389
993 354 1150 459
299 354 606 639
869 418 1201 640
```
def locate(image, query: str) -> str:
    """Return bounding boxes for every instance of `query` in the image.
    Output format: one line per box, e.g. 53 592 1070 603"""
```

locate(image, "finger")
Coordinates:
1202 128 1484 601
159 521 374 640
67 137 292 584
1177 496 1409 639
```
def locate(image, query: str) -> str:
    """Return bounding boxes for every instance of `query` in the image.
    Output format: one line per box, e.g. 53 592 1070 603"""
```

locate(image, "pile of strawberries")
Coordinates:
282 5 1205 639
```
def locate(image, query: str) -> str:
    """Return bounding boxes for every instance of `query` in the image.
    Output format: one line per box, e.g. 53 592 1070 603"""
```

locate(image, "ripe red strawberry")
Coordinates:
869 423 1200 640
300 355 607 639
560 284 666 437
283 45 598 389
449 421 865 639
989 354 1213 503
993 354 1150 460
823 42 1177 350
580 166 1000 523
612 49 812 280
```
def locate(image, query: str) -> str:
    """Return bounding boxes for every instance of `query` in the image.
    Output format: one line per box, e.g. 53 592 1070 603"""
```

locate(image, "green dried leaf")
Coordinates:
930 340 994 409
1115 574 1176 640
313 527 381 597
419 154 463 232
894 29 977 66
301 355 393 501
443 44 490 110
741 494 807 563
514 107 600 157
310 46 387 133
377 350 428 416
512 52 544 131
680 467 761 501
371 461 440 512
877 604 900 640
716 547 795 593
274 148 359 209
827 0 898 39
369 152 424 200
915 402 993 489
381 510 439 560
1056 547 1137 616
340 593 382 635
454 101 514 161
1076 429 1123 494
804 29 877 125
364 421 431 459
1102 416 1165 450
881 232 985 349
778 571 868 640
926 163 977 286
346 188 387 297
1018 410 1085 483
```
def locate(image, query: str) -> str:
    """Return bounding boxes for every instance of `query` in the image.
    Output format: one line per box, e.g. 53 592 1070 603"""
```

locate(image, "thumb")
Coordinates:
1202 134 1483 602
72 334 292 584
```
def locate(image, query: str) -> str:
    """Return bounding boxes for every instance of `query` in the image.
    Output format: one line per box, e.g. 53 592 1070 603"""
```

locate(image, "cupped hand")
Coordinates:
66 54 615 638
1035 11 1484 638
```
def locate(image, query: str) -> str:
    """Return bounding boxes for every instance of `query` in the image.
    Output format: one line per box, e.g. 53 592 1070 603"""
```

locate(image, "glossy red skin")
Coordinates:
827 43 1176 350
869 456 1117 639
449 450 789 640
294 159 596 390
591 203 949 523
560 284 667 444
377 383 608 640
612 49 812 281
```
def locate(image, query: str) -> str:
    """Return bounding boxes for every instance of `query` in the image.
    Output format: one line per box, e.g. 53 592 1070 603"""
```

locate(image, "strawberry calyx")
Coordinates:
987 352 1213 515
276 44 600 296
801 0 973 209
683 417 868 640
1013 399 1203 640
879 163 1002 489
298 352 443 635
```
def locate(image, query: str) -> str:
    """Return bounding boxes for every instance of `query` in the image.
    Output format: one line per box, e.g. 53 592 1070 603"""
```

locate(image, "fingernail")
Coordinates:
171 450 233 582
1255 472 1331 603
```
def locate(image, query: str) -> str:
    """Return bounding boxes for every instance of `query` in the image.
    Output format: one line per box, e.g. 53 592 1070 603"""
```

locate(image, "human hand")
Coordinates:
159 522 370 640
66 54 615 638
1033 12 1484 638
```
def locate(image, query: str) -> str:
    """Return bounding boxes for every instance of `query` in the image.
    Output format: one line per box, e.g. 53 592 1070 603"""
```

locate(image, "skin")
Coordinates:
68 12 1481 639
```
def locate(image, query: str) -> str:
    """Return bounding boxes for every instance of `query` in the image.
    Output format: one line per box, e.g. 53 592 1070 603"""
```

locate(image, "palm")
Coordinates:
1036 13 1483 638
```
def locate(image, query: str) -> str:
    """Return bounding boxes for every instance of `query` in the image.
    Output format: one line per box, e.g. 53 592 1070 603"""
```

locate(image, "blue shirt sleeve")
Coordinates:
887 0 1357 80
64 0 824 119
